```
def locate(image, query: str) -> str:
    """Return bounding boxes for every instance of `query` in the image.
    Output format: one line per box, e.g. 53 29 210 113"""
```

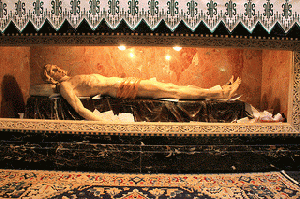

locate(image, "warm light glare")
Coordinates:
118 45 126 50
129 53 135 58
173 46 182 51
165 55 171 60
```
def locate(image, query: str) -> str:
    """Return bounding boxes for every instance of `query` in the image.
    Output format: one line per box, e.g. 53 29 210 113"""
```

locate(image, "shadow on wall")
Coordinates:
1 75 25 118
261 94 282 115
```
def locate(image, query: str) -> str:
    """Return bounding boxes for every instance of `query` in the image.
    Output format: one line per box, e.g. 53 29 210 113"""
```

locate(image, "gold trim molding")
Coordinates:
0 119 298 136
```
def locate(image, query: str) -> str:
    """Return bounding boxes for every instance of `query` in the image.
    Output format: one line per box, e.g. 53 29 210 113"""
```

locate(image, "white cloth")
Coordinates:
0 0 297 33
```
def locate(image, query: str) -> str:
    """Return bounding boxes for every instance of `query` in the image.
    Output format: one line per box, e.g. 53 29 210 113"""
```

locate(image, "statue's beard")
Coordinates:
58 75 70 82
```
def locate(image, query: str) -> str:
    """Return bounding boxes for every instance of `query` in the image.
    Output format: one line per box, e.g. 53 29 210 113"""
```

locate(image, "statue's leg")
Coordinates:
137 80 218 99
137 77 241 100
136 80 180 99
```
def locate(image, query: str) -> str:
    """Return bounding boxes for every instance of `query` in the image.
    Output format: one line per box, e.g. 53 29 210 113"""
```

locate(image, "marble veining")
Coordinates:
1 131 300 173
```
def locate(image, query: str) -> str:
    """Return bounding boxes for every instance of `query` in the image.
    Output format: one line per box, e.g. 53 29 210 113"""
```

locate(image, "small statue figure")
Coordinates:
40 64 241 121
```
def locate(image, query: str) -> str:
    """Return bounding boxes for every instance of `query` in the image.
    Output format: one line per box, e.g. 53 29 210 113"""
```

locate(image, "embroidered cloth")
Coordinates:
0 0 298 33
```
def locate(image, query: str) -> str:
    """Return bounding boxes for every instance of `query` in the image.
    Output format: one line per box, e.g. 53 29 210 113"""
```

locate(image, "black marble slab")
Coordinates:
24 96 247 123
1 131 300 173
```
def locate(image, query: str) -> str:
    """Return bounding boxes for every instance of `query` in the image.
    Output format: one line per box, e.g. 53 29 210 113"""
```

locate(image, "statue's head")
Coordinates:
42 64 68 84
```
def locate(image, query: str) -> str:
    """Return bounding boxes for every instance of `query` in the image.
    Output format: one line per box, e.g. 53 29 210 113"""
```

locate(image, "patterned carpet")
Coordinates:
0 169 299 199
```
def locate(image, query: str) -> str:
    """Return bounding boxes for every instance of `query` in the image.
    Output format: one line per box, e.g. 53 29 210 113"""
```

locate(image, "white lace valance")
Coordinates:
0 0 298 33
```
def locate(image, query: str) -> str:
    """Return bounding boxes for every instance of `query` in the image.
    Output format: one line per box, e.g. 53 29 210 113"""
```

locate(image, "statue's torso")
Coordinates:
65 74 123 97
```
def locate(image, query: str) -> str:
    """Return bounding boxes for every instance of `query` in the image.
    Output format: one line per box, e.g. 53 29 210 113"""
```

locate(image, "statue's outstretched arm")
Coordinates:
59 82 106 121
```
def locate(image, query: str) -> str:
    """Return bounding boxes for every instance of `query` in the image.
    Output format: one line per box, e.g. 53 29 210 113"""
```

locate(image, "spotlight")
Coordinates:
165 55 171 60
129 53 135 58
173 46 182 51
118 45 126 50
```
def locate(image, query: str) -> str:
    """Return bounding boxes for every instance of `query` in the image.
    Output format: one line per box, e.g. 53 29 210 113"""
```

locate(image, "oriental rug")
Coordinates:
0 169 299 199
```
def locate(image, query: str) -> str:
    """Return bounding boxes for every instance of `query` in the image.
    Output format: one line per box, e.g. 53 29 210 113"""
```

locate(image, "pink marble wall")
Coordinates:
0 46 291 119
30 46 290 115
261 50 291 117
0 47 30 118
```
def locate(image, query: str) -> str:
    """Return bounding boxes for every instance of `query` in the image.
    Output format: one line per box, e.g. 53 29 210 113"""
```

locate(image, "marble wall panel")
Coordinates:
0 47 30 118
30 46 289 113
2 132 300 173
261 50 291 117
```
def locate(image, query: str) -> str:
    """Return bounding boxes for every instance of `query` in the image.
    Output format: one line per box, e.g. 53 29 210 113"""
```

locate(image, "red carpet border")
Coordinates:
0 169 299 198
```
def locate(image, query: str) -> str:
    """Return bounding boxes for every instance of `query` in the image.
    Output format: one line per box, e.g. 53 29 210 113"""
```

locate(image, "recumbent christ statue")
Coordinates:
35 64 241 122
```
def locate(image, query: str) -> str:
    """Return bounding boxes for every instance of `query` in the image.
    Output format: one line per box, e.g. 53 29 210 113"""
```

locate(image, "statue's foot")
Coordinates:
225 75 234 85
221 76 235 89
222 77 241 99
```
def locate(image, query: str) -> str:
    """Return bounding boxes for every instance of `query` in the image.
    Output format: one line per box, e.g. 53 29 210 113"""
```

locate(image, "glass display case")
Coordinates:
0 0 299 136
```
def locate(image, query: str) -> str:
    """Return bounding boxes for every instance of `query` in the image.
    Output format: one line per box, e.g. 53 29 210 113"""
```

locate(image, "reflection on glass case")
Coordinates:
0 35 299 136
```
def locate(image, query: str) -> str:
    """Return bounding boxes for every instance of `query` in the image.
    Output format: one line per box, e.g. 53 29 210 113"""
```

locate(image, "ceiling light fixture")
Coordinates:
173 46 182 51
118 45 126 50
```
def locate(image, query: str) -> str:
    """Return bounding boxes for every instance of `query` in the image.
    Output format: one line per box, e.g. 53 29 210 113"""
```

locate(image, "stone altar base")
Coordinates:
0 130 299 173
